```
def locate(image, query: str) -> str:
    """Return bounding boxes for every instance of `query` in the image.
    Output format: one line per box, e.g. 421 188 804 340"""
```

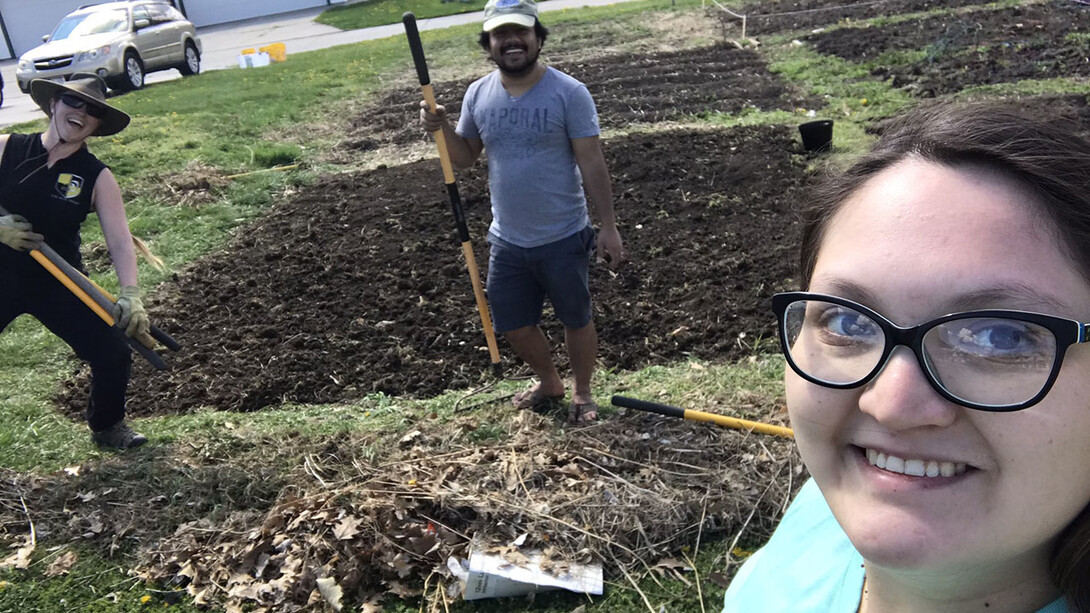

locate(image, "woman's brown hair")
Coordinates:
797 100 1090 611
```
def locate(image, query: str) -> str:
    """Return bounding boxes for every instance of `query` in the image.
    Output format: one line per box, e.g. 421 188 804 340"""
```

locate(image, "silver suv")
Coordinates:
15 1 202 93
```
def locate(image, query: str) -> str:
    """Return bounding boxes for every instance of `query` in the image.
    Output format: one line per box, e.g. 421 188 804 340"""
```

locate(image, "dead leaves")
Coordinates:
332 514 362 541
0 538 34 570
314 577 343 611
45 551 79 577
132 411 796 611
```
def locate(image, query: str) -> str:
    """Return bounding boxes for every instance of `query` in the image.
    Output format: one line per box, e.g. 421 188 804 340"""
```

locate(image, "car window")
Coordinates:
50 9 129 40
132 6 150 24
147 4 173 24
164 6 187 21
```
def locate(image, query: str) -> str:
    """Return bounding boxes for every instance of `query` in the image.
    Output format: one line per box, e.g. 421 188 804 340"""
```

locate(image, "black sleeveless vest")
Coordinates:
0 133 106 274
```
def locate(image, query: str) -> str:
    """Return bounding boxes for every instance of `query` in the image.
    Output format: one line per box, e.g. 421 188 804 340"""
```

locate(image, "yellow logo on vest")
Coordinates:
55 174 84 200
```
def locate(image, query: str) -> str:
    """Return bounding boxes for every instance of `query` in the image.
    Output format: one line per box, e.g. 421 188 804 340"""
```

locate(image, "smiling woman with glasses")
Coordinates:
0 74 153 450
723 103 1090 613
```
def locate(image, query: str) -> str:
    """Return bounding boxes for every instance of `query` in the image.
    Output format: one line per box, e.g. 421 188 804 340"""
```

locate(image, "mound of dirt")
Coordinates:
59 126 811 416
340 44 817 154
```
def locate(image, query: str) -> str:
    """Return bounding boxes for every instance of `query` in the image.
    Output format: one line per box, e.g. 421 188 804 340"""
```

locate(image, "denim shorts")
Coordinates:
487 225 595 333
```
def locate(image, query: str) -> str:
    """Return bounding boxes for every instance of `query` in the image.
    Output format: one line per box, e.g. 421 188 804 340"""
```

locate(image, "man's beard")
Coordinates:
492 43 540 77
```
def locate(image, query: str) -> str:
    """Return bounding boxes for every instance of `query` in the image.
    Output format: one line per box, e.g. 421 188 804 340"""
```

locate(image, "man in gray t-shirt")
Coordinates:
420 0 624 424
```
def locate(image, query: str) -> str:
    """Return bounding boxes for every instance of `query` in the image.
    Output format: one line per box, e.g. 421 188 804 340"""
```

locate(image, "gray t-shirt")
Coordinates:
457 66 599 248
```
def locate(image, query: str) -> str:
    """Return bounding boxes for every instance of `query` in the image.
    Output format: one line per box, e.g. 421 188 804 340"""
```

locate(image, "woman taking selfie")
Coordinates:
723 103 1090 612
0 74 150 449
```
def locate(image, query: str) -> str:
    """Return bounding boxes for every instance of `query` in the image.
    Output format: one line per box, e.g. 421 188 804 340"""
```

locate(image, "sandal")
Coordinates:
512 387 565 414
567 401 599 425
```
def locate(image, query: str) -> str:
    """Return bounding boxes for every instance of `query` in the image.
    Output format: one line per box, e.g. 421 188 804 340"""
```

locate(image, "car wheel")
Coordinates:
179 41 200 76
121 51 145 90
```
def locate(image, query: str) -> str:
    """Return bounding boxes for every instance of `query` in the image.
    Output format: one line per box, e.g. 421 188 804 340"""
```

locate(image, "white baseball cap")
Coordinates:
482 0 538 31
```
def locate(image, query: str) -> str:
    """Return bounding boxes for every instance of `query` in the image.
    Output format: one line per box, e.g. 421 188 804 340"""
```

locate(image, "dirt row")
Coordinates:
809 3 1090 62
344 43 817 154
735 0 990 36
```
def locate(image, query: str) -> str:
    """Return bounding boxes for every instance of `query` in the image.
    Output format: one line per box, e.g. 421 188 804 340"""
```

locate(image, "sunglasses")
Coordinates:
772 292 1090 412
58 94 106 119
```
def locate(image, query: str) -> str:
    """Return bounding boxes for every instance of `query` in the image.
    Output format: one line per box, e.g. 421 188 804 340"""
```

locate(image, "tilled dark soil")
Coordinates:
808 2 1090 96
809 4 1089 61
734 0 988 36
341 44 817 154
60 126 811 416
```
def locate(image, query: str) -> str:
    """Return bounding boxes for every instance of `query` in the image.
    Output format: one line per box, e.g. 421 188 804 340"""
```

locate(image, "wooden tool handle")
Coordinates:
403 12 502 376
0 204 171 370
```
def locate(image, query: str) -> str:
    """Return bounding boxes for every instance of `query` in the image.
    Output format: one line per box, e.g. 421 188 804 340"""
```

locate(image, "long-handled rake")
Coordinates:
612 395 794 438
0 204 179 370
403 12 502 378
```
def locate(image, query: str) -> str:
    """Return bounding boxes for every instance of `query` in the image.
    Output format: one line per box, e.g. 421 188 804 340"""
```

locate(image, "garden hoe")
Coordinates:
0 204 180 371
612 395 794 439
403 12 503 378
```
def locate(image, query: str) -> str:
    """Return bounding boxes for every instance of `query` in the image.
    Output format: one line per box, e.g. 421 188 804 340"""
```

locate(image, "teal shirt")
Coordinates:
722 479 1070 613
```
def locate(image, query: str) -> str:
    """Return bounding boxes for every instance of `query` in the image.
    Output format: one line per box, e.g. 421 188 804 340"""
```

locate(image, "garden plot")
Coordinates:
807 2 1090 96
732 0 989 36
61 126 810 416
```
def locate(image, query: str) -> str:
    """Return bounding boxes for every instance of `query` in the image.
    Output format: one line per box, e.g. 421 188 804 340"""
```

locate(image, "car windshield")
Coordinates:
50 10 128 40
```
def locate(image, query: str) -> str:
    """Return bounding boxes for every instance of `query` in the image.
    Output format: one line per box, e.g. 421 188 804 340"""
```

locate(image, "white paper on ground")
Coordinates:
237 52 271 68
450 549 603 600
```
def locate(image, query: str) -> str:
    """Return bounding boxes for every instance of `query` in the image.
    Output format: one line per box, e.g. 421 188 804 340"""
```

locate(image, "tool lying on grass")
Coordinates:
0 204 180 370
612 395 794 439
403 12 503 378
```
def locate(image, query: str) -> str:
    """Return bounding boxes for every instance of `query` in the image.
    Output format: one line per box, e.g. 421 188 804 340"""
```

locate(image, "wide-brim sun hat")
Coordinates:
482 0 538 31
30 73 130 136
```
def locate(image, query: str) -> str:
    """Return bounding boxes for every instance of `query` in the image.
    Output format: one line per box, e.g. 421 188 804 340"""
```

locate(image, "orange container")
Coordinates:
260 42 287 62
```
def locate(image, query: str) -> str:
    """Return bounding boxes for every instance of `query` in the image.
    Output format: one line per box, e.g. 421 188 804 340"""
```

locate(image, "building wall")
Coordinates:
0 0 85 60
177 0 329 28
0 0 336 60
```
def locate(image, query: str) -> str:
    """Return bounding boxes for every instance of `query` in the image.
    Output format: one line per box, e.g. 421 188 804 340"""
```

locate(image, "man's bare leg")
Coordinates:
565 321 597 406
505 325 565 397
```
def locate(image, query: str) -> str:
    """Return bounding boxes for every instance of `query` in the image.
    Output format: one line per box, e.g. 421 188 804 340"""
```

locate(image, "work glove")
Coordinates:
114 285 152 343
0 214 44 252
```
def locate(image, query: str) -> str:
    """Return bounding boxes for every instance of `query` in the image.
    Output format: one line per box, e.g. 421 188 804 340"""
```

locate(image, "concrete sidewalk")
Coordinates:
0 0 633 128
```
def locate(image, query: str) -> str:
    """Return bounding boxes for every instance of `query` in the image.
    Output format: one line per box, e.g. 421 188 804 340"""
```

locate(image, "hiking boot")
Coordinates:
92 421 148 449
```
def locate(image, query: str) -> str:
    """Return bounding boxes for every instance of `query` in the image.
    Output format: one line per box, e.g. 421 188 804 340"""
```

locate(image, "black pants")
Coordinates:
0 268 131 431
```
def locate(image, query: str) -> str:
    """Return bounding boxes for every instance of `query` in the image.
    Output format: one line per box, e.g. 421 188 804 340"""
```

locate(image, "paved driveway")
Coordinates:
0 0 630 129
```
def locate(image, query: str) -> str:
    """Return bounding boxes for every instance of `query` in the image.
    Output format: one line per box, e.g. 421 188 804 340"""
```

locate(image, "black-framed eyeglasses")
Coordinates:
58 94 106 119
772 292 1090 412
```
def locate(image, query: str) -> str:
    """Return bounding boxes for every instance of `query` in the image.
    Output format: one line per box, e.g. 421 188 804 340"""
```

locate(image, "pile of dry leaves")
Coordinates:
138 408 800 611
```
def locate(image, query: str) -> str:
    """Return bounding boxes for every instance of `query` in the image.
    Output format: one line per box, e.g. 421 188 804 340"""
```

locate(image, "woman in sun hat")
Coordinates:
0 73 150 449
722 101 1090 612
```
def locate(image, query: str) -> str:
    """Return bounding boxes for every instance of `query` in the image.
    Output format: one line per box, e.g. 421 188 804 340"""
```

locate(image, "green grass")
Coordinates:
0 551 201 613
957 76 1090 99
318 0 488 30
